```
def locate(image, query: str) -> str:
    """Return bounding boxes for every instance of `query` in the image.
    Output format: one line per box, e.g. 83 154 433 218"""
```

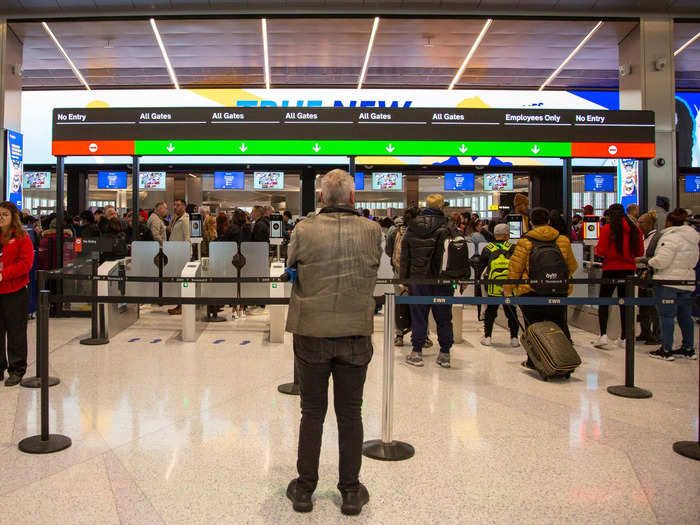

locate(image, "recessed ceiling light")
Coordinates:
41 22 91 91
538 21 603 91
262 18 271 89
448 19 492 90
674 31 700 56
358 17 380 89
150 18 180 90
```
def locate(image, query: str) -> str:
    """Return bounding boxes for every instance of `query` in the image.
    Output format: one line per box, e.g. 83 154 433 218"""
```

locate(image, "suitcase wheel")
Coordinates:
565 373 571 379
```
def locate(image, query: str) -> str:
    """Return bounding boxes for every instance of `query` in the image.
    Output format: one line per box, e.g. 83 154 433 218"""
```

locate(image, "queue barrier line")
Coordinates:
395 296 694 306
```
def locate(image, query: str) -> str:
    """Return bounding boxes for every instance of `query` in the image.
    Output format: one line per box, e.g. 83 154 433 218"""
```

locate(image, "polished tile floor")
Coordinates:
0 307 698 524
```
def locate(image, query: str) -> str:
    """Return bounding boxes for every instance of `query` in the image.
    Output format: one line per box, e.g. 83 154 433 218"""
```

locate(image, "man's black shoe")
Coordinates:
636 334 650 342
521 360 535 370
286 479 312 513
645 337 662 346
4 374 22 387
341 484 369 516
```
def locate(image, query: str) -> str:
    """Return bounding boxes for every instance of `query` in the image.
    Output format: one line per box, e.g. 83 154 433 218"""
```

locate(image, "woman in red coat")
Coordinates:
0 202 35 386
593 203 644 348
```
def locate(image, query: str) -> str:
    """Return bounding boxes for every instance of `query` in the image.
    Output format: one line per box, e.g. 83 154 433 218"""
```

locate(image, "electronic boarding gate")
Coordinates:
49 106 656 338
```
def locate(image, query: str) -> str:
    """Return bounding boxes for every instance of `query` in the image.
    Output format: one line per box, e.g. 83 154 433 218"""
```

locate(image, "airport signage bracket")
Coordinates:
51 107 656 159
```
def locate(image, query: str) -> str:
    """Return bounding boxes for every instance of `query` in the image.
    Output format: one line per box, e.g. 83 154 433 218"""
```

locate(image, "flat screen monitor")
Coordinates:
23 171 51 189
139 171 166 190
583 215 600 241
355 172 365 191
214 171 245 190
190 213 202 239
372 172 403 191
97 171 127 189
254 171 284 190
507 214 522 240
684 175 700 193
444 172 475 191
483 173 513 191
584 173 615 192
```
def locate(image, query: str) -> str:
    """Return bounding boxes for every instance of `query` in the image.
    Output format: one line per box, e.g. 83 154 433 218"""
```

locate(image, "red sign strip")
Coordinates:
571 142 655 159
52 140 135 156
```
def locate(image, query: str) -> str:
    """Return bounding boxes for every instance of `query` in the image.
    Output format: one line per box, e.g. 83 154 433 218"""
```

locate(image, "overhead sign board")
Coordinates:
51 107 655 159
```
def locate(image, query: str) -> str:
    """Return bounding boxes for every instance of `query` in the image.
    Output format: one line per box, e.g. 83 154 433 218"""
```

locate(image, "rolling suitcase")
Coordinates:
519 317 581 381
396 291 411 334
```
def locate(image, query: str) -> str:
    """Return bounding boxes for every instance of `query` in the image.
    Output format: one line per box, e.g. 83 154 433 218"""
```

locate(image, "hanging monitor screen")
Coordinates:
584 173 614 192
254 171 284 190
444 172 475 191
139 171 166 190
484 173 513 191
355 172 365 191
23 171 51 189
684 175 700 193
214 171 245 190
372 172 403 191
97 171 127 189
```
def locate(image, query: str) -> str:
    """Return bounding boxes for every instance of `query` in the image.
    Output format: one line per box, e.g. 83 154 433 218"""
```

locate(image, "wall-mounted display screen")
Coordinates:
483 173 513 191
444 172 475 191
355 172 365 191
23 171 51 189
372 172 403 191
214 171 245 190
139 171 166 190
584 173 614 192
254 171 284 190
684 175 700 193
97 171 127 189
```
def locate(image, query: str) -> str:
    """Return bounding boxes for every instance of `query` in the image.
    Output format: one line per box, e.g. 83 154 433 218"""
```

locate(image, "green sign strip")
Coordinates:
134 140 572 157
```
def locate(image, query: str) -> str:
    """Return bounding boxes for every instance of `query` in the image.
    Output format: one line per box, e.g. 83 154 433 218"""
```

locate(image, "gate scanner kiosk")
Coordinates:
47 106 656 349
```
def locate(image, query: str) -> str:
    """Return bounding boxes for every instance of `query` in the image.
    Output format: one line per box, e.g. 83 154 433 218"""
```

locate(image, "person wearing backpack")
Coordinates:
400 194 462 369
593 203 644 348
477 223 519 347
503 207 578 369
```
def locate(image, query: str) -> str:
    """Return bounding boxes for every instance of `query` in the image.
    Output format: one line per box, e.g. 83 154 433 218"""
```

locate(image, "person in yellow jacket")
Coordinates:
503 208 578 369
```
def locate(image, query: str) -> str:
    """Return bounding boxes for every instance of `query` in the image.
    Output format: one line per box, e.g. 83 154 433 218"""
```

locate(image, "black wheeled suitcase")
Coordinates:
396 291 411 334
519 319 581 381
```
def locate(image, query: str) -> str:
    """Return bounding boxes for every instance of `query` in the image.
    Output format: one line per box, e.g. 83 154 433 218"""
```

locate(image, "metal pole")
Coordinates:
562 158 572 227
55 156 65 270
80 259 109 345
607 278 652 399
132 156 140 235
363 292 414 461
348 155 356 176
21 271 60 388
18 289 72 454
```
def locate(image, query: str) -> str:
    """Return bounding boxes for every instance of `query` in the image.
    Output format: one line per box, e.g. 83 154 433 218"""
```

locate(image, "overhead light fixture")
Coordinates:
358 17 380 89
448 19 492 90
150 18 180 90
538 21 603 91
262 18 271 89
41 22 91 91
674 31 700 57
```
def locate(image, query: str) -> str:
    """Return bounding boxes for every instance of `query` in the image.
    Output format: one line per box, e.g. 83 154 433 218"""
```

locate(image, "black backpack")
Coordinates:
440 234 471 279
528 237 568 296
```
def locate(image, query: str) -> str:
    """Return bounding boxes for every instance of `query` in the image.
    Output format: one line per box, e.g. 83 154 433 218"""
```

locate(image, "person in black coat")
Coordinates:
251 205 270 242
216 209 253 243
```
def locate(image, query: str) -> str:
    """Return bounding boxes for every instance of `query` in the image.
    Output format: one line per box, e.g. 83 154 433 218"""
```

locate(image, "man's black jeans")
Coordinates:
293 334 372 495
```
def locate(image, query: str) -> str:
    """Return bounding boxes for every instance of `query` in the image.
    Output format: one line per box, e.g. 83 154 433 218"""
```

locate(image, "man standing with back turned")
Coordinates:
285 169 382 516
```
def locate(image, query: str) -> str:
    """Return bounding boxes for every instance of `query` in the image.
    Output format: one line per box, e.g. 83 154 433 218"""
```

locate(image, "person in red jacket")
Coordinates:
0 202 35 386
593 203 644 348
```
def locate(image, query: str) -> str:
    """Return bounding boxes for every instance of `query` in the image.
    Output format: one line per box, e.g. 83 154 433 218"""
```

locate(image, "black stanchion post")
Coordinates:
607 278 652 399
277 360 300 396
18 289 72 454
21 271 60 389
363 292 415 461
80 259 109 345
672 334 700 460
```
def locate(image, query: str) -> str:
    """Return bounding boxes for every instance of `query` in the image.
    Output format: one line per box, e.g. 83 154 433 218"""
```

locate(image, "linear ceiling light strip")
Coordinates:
538 20 603 92
674 31 700 56
150 18 180 90
448 19 492 90
41 22 91 91
358 17 380 89
261 18 271 89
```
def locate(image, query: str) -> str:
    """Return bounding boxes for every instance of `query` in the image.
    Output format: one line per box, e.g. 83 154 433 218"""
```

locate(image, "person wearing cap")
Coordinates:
476 223 519 347
513 193 530 233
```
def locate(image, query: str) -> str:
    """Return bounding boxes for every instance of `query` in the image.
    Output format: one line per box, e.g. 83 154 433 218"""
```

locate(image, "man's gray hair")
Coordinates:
198 205 210 215
321 169 354 206
154 201 166 210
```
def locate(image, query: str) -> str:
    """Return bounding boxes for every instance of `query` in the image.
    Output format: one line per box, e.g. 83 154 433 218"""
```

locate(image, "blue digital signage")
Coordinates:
214 171 245 190
355 172 365 191
444 172 475 191
585 173 615 192
5 131 23 209
685 175 700 193
97 171 127 189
